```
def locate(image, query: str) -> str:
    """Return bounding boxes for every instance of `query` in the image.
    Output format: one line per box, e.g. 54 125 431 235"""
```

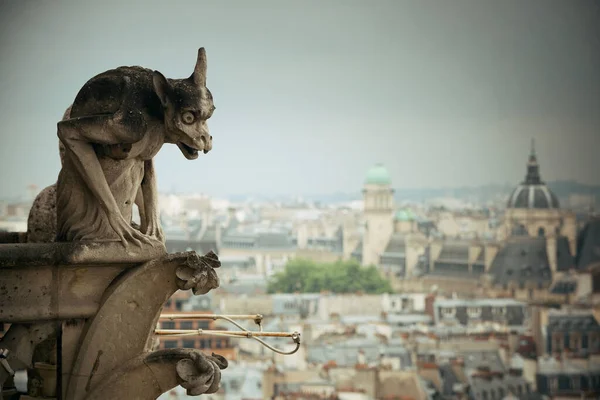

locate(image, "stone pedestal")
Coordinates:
0 239 225 399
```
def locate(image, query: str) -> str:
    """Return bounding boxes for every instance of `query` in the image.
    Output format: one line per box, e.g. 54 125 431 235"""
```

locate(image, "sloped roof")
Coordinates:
488 237 552 287
382 233 406 256
555 236 575 271
575 217 600 270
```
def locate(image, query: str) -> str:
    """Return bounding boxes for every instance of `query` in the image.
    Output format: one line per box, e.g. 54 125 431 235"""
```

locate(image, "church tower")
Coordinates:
362 164 394 266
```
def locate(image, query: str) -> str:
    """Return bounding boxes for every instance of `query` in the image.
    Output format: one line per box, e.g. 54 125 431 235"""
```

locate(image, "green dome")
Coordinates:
394 208 416 221
365 164 391 185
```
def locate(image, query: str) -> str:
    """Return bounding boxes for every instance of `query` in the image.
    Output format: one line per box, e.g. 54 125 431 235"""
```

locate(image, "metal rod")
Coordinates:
155 314 299 355
159 314 263 321
155 329 295 338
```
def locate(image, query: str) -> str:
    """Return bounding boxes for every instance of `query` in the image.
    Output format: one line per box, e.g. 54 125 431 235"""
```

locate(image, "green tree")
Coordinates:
267 259 393 294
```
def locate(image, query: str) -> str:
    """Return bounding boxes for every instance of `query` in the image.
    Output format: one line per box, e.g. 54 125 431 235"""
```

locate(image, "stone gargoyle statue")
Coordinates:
55 48 215 247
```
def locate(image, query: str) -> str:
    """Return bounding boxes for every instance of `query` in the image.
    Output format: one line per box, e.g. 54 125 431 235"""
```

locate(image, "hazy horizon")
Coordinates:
1 0 599 199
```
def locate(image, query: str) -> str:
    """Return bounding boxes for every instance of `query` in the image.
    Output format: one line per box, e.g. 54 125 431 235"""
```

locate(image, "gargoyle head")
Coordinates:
176 352 228 395
174 251 221 295
152 48 215 160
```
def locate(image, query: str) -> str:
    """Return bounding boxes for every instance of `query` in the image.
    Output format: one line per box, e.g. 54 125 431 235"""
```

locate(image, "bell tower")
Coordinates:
362 164 394 266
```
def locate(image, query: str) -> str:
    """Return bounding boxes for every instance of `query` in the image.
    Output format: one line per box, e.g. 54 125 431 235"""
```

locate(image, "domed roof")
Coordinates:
365 164 391 185
507 140 560 209
395 208 416 221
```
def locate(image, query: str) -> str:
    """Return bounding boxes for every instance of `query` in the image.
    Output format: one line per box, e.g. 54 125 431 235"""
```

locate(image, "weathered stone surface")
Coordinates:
0 240 166 268
85 349 227 400
56 48 214 248
65 251 220 400
26 185 58 244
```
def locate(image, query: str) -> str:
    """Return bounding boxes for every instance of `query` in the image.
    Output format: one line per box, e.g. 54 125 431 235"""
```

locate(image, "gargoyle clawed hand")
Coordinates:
55 48 215 247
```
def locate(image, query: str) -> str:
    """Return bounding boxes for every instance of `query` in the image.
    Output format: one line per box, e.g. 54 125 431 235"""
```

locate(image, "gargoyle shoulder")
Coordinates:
69 66 156 119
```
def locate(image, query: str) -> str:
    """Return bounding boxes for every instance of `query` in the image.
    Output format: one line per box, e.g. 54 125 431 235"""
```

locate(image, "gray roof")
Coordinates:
488 237 553 287
437 243 469 263
221 230 295 250
463 350 505 372
438 363 461 396
548 275 578 295
307 338 411 367
463 351 532 400
575 217 600 270
537 357 600 374
219 364 264 400
272 293 320 316
555 236 575 271
382 233 407 256
507 184 560 209
547 312 600 332
386 314 432 326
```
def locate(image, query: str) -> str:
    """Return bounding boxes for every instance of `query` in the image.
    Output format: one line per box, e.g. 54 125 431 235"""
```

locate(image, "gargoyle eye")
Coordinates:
182 111 195 125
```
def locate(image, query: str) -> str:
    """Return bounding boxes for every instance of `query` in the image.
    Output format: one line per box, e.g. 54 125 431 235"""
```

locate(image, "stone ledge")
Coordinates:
0 237 166 268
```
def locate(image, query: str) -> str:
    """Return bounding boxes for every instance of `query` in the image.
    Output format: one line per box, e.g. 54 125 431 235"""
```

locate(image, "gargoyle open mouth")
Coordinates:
177 142 201 160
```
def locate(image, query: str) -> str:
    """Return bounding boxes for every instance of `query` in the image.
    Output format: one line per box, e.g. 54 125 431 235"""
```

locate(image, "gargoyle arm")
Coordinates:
135 186 146 231
57 110 152 247
140 159 164 242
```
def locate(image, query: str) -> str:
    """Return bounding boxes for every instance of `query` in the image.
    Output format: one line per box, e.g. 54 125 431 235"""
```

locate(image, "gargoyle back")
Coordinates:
70 66 164 123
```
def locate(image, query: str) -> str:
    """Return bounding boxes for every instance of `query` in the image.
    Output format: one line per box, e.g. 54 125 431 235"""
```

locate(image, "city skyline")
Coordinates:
1 0 599 199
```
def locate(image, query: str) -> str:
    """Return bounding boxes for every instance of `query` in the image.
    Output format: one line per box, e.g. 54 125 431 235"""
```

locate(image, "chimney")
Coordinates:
357 349 366 366
425 293 436 320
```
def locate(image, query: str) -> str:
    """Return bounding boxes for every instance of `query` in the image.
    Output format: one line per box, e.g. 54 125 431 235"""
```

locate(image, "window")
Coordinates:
175 300 184 311
163 340 177 349
590 334 599 351
197 321 210 330
498 388 505 398
553 333 563 351
165 299 172 308
517 385 522 396
182 340 195 348
441 307 456 318
538 227 545 237
467 307 482 318
200 339 210 348
492 306 507 315
481 390 488 400
571 377 580 391
216 340 223 349
180 321 193 330
549 378 558 392
571 335 580 350
161 321 175 329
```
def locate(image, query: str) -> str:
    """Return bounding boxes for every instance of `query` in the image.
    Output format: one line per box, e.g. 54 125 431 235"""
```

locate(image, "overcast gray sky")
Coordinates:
0 0 598 198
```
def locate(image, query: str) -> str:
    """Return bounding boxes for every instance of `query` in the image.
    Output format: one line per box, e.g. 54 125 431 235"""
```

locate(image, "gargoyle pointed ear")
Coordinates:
152 70 171 107
191 47 207 87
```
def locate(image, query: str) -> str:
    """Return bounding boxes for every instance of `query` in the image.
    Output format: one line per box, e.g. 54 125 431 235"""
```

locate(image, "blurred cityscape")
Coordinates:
2 141 600 399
